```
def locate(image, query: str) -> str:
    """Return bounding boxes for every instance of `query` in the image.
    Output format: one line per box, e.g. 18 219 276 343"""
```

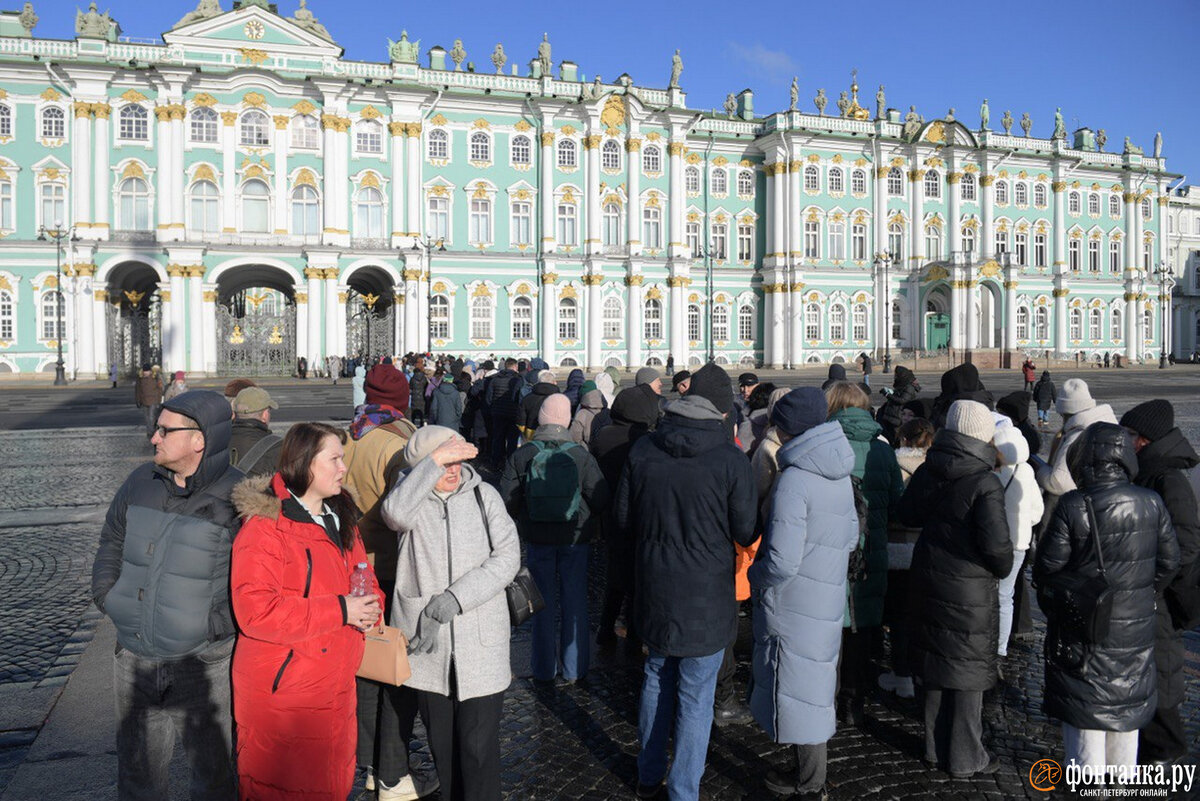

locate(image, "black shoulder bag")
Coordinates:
1038 494 1114 644
474 486 545 626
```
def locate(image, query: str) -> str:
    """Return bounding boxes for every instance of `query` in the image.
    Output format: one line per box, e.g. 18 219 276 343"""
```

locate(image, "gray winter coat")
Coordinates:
429 380 465 432
748 422 859 744
381 458 519 700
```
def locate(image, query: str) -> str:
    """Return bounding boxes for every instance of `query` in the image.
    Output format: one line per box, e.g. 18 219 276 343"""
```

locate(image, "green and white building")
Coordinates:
0 0 1178 377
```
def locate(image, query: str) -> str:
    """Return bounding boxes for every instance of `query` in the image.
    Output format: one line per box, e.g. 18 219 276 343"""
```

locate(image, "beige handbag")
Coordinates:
356 624 412 686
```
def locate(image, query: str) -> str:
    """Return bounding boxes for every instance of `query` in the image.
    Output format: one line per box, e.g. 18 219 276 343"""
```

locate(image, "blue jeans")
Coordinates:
1038 408 1050 423
113 638 236 801
526 543 590 681
638 649 723 801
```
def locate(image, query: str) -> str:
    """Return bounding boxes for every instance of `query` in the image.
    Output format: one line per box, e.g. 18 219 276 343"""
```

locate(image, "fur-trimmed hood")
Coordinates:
232 474 280 520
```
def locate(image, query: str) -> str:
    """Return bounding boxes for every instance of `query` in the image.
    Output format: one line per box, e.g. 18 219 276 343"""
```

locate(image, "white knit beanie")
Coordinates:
946 400 995 443
402 425 460 468
1056 378 1095 415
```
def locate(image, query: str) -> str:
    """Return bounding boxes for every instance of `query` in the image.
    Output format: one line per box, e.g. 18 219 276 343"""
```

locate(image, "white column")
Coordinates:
169 106 186 231
221 111 237 233
1004 279 1018 357
626 273 643 367
909 273 923 349
585 272 602 369
541 268 558 366
405 125 421 241
771 164 785 260
155 107 172 234
392 287 404 357
947 168 962 256
294 287 309 366
950 273 963 351
273 114 289 234
542 129 558 253
668 275 686 367
187 267 203 372
789 282 803 368
169 268 187 369
1054 289 1068 358
92 106 110 234
980 175 995 260
1052 174 1067 273
74 270 96 376
200 286 216 375
584 134 601 254
333 125 350 239
416 273 429 352
72 104 91 227
966 280 980 350
788 159 802 265
625 135 641 256
321 114 340 241
324 271 341 356
667 141 684 258
769 283 785 368
305 267 324 364
909 167 925 267
763 165 775 260
403 263 420 354
389 123 405 244
91 283 109 374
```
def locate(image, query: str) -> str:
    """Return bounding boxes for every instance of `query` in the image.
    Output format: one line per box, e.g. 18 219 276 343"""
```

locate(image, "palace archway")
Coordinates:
103 261 163 378
215 264 296 376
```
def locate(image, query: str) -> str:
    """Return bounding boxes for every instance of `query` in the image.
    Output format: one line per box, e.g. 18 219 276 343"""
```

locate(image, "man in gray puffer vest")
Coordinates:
92 390 242 800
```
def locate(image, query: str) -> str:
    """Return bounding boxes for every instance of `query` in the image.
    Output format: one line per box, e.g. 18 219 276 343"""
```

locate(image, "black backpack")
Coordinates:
846 474 870 631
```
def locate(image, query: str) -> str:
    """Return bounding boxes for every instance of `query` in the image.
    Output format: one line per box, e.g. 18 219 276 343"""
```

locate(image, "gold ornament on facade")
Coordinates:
561 190 576 205
359 105 383 120
625 138 641 153
980 175 996 186
244 165 264 179
1157 196 1169 206
221 111 238 126
387 121 405 137
923 264 949 283
194 162 217 182
600 96 625 130
908 169 925 182
227 325 245 344
91 103 111 119
124 289 145 305
560 125 577 136
624 275 644 287
1052 288 1069 297
980 260 1001 278
685 153 702 165
428 185 449 197
539 132 556 147
293 168 316 188
40 166 60 180
154 106 171 122
322 268 340 280
1051 181 1066 193
514 119 533 132
582 274 605 286
273 115 290 130
242 92 267 108
191 93 218 108
542 272 558 285
72 101 92 119
403 122 421 137
559 285 578 299
168 104 186 121
947 172 962 184
645 286 662 300
515 189 532 201
360 172 381 189
185 265 205 278
120 162 146 181
290 99 316 115
429 114 448 126
583 135 602 150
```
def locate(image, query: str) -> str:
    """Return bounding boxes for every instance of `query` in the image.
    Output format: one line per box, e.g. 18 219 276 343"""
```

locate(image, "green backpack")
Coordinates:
525 440 583 523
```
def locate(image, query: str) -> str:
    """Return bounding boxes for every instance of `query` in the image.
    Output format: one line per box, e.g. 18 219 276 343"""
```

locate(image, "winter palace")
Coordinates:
0 0 1187 378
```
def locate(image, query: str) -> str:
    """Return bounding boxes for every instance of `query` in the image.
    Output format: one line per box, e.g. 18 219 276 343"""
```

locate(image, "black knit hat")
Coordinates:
1120 399 1174 443
688 364 734 414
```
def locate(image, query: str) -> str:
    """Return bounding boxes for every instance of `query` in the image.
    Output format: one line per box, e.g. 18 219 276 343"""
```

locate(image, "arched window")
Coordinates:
1111 307 1123 341
925 224 942 261
642 205 661 249
190 107 218 143
995 180 1009 205
511 295 533 340
1035 306 1049 340
0 104 11 138
601 140 621 171
1015 182 1028 206
712 305 729 342
711 167 727 195
1141 198 1152 221
602 202 621 247
828 220 845 260
828 167 844 194
887 167 903 196
684 165 700 193
962 225 976 254
642 145 661 174
1033 183 1047 207
558 296 578 339
738 170 755 197
1068 192 1081 215
189 180 219 233
118 177 151 231
430 294 449 339
117 105 146 141
1109 194 1121 218
851 169 867 195
40 106 66 140
241 179 270 233
0 289 12 340
805 303 821 340
356 120 383 154
1088 194 1100 216
924 170 941 199
887 222 904 258
1015 306 1029 340
510 134 531 165
40 183 64 227
960 172 977 201
468 131 490 162
291 114 320 149
470 295 493 340
687 304 701 342
602 296 623 339
427 129 449 160
355 186 384 238
644 298 663 340
291 185 320 235
738 305 755 341
1142 308 1153 343
468 197 491 245
239 110 270 147
1069 307 1083 340
852 304 868 341
1089 307 1103 340
556 138 577 169
803 165 819 192
40 290 64 340
830 304 846 341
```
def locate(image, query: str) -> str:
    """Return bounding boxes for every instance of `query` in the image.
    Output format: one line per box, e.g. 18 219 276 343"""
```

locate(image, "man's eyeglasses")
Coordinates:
154 425 199 438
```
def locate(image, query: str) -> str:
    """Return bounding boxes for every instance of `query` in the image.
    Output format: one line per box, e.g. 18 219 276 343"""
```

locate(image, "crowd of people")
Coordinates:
95 353 1198 801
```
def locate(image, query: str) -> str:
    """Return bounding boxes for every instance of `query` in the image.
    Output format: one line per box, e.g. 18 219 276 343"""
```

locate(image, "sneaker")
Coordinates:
877 672 915 698
712 699 754 727
365 767 375 792
377 775 419 801
950 753 999 779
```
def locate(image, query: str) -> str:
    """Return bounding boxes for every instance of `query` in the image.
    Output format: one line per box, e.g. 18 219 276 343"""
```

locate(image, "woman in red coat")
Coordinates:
231 422 384 800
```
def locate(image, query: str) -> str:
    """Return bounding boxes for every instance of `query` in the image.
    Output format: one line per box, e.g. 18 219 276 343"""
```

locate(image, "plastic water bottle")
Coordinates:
349 562 371 597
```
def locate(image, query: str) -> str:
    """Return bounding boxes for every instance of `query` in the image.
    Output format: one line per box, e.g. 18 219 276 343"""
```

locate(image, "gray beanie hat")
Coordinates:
946 400 995 443
402 425 460 468
1056 378 1096 415
635 366 661 386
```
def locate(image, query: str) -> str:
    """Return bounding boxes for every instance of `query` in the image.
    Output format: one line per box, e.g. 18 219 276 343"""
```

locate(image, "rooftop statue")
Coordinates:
490 43 506 74
173 0 220 29
1153 131 1162 159
814 88 827 116
903 105 922 139
669 49 682 89
1020 112 1032 137
945 107 955 123
388 31 420 64
19 1 38 31
724 93 737 118
290 0 331 42
875 84 885 119
1123 136 1143 156
449 39 466 71
789 77 798 111
836 90 849 118
1052 107 1066 140
75 2 116 39
979 98 989 131
1096 129 1107 151
537 33 552 77
1001 109 1013 135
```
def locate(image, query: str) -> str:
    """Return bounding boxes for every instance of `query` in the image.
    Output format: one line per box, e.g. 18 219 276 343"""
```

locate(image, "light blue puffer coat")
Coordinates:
748 421 859 744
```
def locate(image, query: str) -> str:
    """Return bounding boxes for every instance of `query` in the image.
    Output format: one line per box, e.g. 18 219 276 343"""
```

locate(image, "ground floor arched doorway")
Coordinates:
924 287 950 351
103 261 162 377
345 266 396 361
216 265 296 376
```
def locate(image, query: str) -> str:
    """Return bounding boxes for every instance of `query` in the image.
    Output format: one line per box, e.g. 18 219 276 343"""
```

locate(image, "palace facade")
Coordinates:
0 0 1178 377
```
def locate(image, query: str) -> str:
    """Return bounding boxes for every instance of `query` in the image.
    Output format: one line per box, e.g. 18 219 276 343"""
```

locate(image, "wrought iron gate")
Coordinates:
346 301 395 361
216 301 296 376
105 289 162 378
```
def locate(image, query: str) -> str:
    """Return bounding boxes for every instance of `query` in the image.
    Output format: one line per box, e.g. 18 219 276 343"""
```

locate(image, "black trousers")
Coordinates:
839 627 875 697
1139 704 1188 762
714 641 737 708
356 580 420 785
417 665 504 801
1011 550 1034 637
924 689 987 776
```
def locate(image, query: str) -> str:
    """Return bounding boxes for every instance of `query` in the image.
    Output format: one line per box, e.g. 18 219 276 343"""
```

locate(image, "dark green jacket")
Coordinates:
832 407 904 629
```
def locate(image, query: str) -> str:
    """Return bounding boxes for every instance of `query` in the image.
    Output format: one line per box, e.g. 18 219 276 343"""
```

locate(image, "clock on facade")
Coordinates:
244 20 265 40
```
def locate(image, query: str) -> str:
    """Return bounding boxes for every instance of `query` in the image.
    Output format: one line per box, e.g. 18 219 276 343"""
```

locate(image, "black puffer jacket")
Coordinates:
614 397 757 657
1131 427 1199 708
897 429 1013 691
1033 423 1179 731
930 363 993 429
485 368 523 420
517 382 560 435
877 366 920 446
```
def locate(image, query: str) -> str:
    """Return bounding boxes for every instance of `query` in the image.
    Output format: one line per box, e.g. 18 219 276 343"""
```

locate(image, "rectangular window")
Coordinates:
888 227 903 259
0 182 11 229
40 185 64 229
602 205 621 247
510 201 531 247
430 298 449 339
852 306 868 341
191 195 218 233
1034 233 1047 268
427 196 449 242
644 303 662 340
642 207 661 249
995 229 1009 255
804 220 819 259
737 224 754 261
805 305 819 340
356 126 383 154
829 222 845 260
602 301 623 339
1088 240 1100 272
1069 239 1081 271
469 198 491 245
558 302 577 340
0 293 11 340
686 222 700 257
1109 240 1120 273
711 224 727 260
851 224 867 261
556 204 577 246
1015 233 1028 266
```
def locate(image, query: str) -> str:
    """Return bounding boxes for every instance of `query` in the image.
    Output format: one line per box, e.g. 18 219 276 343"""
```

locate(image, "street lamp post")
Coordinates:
876 251 894 373
37 219 78 386
1154 261 1173 369
409 238 445 356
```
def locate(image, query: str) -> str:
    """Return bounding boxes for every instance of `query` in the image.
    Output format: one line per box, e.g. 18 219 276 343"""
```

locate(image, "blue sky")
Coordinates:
34 0 1200 186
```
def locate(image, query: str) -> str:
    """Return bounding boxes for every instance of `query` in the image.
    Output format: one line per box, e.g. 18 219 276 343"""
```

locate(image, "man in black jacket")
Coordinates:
228 386 282 477
485 358 522 465
1121 399 1200 764
615 364 757 801
92 390 242 800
